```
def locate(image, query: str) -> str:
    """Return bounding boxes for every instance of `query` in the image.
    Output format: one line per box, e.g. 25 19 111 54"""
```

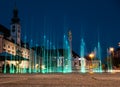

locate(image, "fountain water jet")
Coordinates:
80 38 86 73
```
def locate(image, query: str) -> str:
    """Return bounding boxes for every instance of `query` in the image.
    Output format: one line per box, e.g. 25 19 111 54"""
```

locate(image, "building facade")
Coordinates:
111 48 120 69
0 7 31 73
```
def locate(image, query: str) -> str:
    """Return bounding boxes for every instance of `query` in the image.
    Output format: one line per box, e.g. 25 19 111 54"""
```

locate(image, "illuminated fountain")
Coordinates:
63 33 72 73
80 38 86 73
1 30 108 74
91 42 103 73
28 39 33 73
42 35 46 73
97 42 102 72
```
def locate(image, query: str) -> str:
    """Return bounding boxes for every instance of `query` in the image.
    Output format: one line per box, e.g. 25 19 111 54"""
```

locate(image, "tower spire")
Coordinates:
11 1 20 24
10 1 21 45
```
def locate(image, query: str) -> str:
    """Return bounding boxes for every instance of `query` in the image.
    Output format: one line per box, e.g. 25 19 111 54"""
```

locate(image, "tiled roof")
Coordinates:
0 24 10 37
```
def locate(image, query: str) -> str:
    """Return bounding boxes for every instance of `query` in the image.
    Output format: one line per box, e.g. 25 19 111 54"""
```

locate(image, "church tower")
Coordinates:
10 6 21 45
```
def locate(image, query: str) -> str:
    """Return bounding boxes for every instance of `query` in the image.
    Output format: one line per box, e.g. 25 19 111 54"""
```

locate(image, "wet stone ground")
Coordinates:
0 72 120 87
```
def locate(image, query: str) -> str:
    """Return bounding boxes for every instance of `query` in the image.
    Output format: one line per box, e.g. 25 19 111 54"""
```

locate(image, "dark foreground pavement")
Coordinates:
0 72 120 87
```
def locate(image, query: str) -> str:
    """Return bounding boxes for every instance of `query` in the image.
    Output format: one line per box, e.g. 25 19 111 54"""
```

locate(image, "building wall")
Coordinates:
9 60 29 68
1 38 31 68
0 35 3 53
21 47 29 59
3 39 16 55
2 39 30 59
112 49 120 67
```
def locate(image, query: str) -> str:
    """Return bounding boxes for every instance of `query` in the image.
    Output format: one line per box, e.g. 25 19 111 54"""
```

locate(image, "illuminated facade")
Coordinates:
0 7 31 73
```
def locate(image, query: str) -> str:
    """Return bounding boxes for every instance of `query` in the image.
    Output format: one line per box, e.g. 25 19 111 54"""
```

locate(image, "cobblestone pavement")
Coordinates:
0 73 120 87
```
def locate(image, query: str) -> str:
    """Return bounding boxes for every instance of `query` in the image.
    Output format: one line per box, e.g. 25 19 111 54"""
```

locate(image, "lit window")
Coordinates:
12 51 14 54
8 45 10 48
8 50 11 53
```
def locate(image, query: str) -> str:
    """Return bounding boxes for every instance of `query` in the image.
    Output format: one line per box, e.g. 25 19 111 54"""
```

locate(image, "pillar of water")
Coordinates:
67 45 72 73
46 40 49 73
63 35 68 73
29 39 33 73
4 53 7 73
56 49 61 72
53 45 56 72
49 42 52 72
33 44 38 73
23 36 27 73
42 35 46 73
97 42 102 73
63 34 72 73
80 38 86 73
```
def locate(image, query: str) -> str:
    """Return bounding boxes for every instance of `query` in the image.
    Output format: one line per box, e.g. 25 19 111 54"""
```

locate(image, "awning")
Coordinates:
0 52 29 61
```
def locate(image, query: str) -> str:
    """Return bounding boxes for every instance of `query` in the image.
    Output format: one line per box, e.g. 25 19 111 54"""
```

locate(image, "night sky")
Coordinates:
0 0 120 59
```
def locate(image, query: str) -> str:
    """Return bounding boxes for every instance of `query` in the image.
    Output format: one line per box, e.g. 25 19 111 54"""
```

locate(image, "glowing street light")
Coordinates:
109 47 114 53
89 52 95 60
109 47 114 72
88 52 95 71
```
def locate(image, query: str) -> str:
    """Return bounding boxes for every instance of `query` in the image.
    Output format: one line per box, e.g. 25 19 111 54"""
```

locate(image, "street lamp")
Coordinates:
109 47 114 53
89 52 95 71
109 47 114 72
89 52 95 60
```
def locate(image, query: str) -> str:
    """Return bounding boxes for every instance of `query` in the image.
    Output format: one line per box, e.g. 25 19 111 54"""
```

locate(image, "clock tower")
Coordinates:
10 7 21 45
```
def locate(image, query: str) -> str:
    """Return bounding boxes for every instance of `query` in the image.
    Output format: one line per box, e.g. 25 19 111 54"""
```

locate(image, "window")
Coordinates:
12 29 15 32
18 29 20 33
12 25 15 29
8 50 11 53
18 25 20 29
4 44 5 47
12 51 14 54
8 45 10 48
12 25 15 32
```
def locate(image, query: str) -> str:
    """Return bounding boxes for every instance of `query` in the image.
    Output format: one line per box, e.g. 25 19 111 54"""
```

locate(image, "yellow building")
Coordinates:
0 7 31 73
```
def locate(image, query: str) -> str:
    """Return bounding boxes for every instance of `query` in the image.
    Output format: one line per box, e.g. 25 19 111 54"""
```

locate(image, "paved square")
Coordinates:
0 73 120 87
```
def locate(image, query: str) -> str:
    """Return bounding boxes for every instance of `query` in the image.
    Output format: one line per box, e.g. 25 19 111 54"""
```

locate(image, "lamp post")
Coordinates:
109 47 114 72
89 52 95 72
